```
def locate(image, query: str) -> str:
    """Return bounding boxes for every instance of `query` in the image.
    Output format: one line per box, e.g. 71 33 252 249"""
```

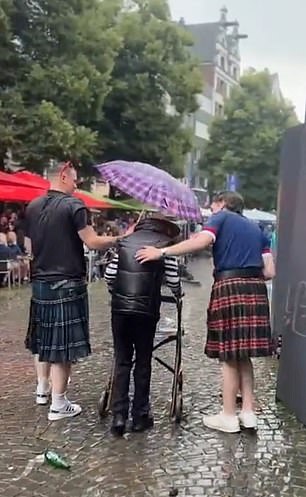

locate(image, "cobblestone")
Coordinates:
0 259 305 496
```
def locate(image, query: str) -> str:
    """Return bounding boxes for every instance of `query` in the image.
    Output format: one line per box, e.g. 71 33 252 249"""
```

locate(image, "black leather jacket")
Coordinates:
111 218 179 319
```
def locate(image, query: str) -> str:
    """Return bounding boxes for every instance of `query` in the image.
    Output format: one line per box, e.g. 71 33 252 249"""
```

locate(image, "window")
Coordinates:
233 66 238 80
216 78 227 97
214 103 224 117
220 56 225 70
195 149 201 162
195 121 209 140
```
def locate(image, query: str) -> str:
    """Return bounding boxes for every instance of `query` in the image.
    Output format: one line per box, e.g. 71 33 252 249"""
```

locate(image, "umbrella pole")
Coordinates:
136 208 145 224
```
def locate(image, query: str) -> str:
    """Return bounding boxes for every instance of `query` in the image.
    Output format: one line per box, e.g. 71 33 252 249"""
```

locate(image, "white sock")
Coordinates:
51 392 68 411
37 378 50 394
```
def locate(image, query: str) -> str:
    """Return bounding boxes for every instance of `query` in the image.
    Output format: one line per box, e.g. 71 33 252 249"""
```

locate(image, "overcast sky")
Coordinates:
169 0 305 121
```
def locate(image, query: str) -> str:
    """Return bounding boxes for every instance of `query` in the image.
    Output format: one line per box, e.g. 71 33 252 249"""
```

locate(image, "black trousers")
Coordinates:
111 313 157 419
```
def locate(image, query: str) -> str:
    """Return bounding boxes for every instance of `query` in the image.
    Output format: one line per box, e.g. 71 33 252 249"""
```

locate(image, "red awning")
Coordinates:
0 185 46 202
0 171 43 188
73 191 116 209
12 171 48 189
0 171 113 209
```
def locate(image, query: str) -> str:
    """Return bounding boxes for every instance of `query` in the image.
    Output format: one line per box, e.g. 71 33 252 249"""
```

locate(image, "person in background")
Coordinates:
0 215 8 233
7 231 30 282
0 232 10 257
0 233 12 286
270 226 277 257
24 161 129 421
136 191 275 434
105 215 182 436
6 231 23 282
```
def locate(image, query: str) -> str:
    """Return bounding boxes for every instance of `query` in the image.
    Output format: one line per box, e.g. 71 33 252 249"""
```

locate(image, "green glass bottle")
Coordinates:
44 450 71 470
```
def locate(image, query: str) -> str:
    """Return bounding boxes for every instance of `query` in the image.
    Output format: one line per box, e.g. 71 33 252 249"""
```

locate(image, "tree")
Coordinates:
201 70 298 209
0 0 122 171
98 0 202 177
1 0 201 177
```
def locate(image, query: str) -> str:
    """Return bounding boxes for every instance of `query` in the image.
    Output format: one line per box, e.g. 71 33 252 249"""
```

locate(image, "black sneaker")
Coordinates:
111 414 126 437
132 414 154 433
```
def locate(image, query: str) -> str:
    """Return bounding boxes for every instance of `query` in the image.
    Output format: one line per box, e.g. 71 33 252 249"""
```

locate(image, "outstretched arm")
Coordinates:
136 232 214 263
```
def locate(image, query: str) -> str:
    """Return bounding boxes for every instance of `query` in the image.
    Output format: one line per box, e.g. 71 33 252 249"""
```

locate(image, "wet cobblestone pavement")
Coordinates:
0 259 306 497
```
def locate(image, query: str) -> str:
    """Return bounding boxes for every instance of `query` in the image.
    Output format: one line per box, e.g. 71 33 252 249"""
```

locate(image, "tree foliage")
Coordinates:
0 0 201 176
201 70 298 209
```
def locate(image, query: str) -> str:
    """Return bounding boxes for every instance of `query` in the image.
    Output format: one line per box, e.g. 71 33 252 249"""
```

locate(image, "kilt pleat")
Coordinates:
25 280 91 363
205 277 272 361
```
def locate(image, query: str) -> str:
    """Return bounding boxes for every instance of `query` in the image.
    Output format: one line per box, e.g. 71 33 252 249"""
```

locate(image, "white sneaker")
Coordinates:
239 411 258 430
48 402 82 421
203 412 240 433
36 391 50 406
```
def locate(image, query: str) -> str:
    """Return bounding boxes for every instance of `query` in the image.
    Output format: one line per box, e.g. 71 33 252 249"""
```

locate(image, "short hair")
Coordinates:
213 191 244 214
47 161 75 180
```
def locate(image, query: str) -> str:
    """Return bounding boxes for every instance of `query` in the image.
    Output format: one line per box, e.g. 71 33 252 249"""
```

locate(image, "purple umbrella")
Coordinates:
95 161 201 221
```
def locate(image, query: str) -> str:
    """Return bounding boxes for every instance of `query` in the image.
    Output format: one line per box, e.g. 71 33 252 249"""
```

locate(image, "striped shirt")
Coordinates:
104 253 181 297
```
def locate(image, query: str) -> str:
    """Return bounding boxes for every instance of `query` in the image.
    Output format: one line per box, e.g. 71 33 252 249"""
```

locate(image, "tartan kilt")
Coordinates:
25 280 91 363
205 277 273 362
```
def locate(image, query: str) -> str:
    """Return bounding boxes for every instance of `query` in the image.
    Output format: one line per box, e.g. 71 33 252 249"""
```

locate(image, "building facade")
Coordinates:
182 7 247 188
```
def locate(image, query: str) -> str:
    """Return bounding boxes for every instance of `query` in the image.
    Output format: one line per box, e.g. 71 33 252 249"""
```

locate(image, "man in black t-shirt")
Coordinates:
25 162 125 422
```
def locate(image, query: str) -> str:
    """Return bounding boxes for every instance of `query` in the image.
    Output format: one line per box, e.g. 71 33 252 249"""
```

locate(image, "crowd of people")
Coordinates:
0 209 30 286
0 206 138 287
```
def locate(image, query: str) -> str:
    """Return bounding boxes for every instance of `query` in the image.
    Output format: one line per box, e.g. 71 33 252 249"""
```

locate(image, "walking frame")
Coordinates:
97 294 184 424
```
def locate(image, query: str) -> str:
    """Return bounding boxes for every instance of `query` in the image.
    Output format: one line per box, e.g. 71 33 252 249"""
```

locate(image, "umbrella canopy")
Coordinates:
12 170 48 189
74 191 113 209
0 171 42 189
243 209 276 223
77 190 141 211
0 185 46 202
0 172 114 209
95 161 201 221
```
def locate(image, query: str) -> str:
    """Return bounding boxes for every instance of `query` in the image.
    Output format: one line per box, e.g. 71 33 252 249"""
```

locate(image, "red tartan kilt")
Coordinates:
205 277 273 361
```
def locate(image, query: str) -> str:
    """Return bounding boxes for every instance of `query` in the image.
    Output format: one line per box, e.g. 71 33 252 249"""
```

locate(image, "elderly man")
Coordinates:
105 215 182 436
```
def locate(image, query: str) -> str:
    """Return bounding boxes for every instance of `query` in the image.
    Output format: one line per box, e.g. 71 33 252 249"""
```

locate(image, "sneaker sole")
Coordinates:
203 420 240 433
48 409 82 422
240 423 258 430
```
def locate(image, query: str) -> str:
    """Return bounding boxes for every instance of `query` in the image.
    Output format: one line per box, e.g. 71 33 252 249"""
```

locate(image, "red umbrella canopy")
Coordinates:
12 171 48 189
73 191 113 209
0 171 43 188
0 185 46 202
0 171 113 209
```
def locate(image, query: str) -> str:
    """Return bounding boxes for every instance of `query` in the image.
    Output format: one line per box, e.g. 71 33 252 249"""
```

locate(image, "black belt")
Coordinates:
214 267 263 281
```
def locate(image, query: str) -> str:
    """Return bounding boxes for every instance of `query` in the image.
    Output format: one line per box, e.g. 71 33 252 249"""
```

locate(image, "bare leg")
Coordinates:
50 363 70 395
203 360 240 432
35 355 50 392
238 358 254 412
222 361 240 416
48 362 82 420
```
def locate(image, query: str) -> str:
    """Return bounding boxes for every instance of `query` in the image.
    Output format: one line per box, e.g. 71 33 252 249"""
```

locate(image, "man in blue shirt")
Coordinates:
136 191 275 434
